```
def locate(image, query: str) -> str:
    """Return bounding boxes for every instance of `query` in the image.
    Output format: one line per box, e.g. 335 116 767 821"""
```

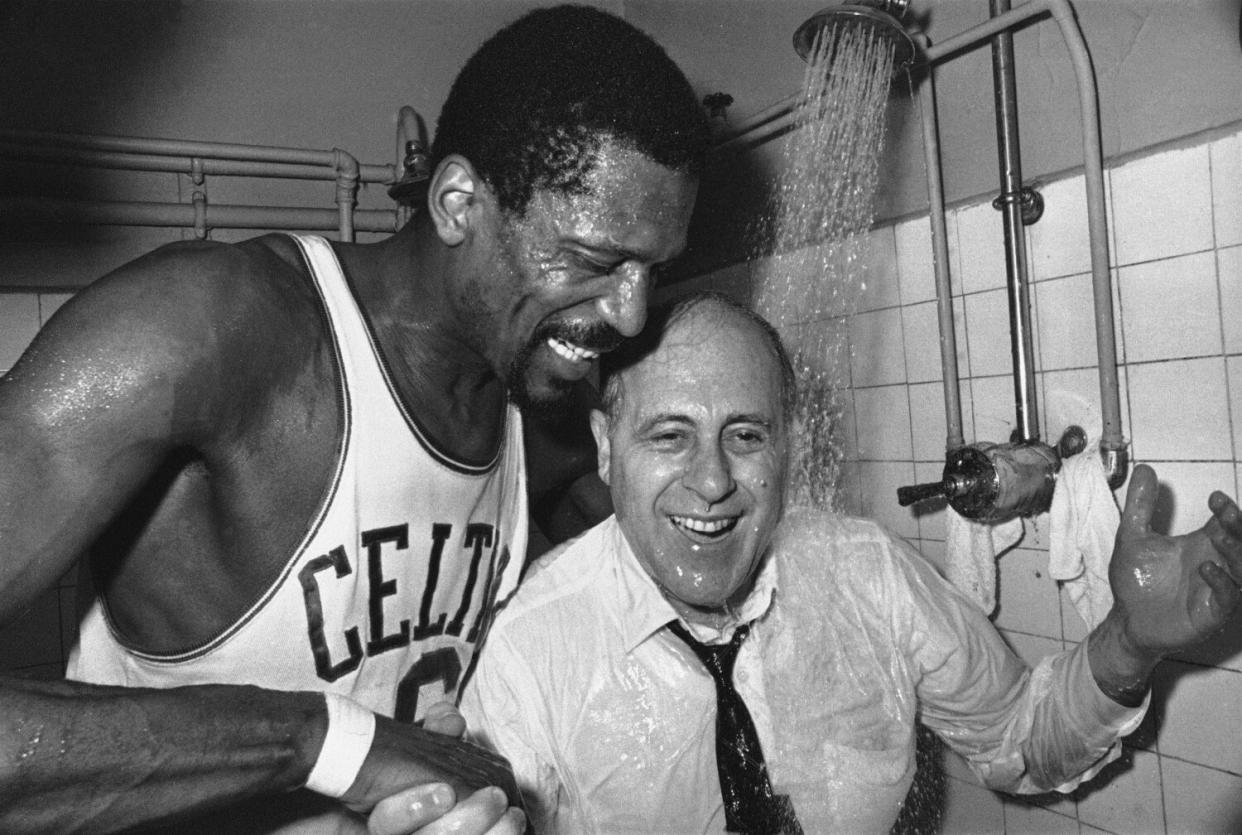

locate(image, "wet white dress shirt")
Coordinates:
461 510 1144 833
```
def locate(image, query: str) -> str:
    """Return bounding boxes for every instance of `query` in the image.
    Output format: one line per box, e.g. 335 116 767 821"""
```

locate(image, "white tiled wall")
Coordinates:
675 123 1242 833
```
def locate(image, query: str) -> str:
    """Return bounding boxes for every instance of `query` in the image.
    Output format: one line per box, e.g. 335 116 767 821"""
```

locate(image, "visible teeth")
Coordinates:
547 337 599 363
673 516 735 535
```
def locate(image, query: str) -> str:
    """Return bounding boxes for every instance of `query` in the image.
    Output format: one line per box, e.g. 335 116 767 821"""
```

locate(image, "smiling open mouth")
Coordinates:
547 336 600 364
671 515 739 539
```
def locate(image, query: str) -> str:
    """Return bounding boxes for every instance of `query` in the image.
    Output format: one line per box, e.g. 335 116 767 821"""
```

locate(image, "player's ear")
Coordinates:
428 154 482 246
590 408 611 485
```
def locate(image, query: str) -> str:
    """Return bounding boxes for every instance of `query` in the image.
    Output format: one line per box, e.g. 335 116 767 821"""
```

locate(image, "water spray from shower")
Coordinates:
751 1 907 512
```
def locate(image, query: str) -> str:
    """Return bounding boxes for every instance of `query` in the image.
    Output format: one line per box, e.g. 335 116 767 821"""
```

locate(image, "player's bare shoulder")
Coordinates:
125 233 328 365
144 234 342 439
7 234 340 452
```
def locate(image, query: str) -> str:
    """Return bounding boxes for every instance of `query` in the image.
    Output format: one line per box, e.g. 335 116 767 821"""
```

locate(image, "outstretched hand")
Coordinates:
1109 464 1242 660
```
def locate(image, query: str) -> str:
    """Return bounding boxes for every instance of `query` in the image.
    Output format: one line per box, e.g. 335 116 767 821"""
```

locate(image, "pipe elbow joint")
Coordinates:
332 148 361 186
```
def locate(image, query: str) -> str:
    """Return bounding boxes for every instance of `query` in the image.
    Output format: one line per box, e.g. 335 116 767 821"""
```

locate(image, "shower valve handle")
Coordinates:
897 480 951 507
896 472 977 507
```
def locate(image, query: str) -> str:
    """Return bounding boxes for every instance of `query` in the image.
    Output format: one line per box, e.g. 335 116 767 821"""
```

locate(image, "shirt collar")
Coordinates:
607 516 781 652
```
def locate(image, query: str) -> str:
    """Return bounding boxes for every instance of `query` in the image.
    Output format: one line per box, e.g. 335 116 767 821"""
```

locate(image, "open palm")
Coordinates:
1109 465 1242 657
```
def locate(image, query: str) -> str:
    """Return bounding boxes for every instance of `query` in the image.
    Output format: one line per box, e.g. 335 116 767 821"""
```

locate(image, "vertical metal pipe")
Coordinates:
1045 0 1127 482
989 0 1040 443
913 36 966 451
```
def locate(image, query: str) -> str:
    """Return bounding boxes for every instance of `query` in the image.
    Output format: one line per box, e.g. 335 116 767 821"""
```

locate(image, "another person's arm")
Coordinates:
910 464 1241 793
898 537 1133 794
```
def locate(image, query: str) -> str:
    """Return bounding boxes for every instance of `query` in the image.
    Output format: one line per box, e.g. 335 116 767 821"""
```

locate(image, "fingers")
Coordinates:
1198 560 1242 627
398 787 521 835
1205 491 1242 580
1117 464 1159 543
1208 490 1242 539
420 701 467 739
367 784 456 835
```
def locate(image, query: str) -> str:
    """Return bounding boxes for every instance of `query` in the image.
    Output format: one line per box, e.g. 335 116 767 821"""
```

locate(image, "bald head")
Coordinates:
598 292 796 427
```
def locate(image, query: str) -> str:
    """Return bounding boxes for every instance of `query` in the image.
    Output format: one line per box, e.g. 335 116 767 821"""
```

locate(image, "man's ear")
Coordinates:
589 408 611 486
427 155 480 246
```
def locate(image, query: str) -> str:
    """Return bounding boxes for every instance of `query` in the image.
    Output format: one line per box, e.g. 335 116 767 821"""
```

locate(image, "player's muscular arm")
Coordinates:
0 677 327 832
0 241 291 622
0 678 520 833
0 242 518 833
0 242 332 830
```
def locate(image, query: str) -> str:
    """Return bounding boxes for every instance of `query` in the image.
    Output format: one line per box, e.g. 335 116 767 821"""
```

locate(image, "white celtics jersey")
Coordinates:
68 234 529 721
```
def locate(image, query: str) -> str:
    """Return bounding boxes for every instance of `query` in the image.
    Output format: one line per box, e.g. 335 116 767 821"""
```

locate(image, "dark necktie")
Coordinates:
667 620 803 835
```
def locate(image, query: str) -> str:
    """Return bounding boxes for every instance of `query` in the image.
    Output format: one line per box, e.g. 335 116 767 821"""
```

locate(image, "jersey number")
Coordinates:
394 647 462 723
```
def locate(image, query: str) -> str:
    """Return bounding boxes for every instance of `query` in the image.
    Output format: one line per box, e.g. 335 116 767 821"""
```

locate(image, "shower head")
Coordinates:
793 1 917 72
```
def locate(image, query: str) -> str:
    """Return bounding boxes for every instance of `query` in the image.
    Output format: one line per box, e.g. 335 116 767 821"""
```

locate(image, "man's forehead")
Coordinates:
628 404 778 430
621 343 780 415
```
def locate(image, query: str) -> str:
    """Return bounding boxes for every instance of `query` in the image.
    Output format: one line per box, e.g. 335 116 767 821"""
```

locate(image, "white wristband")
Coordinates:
305 692 377 798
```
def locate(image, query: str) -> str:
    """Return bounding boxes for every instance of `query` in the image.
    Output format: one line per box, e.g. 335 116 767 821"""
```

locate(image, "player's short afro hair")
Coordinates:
432 4 711 215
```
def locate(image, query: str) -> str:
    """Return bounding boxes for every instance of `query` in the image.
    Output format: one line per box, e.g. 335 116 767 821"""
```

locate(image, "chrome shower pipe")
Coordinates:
917 0 1126 483
0 129 396 241
990 0 1040 445
911 33 965 452
717 0 1127 484
720 2 1083 160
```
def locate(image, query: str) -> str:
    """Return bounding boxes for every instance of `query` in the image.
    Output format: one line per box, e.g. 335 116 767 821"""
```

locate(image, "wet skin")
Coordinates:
591 304 789 626
455 140 699 414
1102 465 1242 653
